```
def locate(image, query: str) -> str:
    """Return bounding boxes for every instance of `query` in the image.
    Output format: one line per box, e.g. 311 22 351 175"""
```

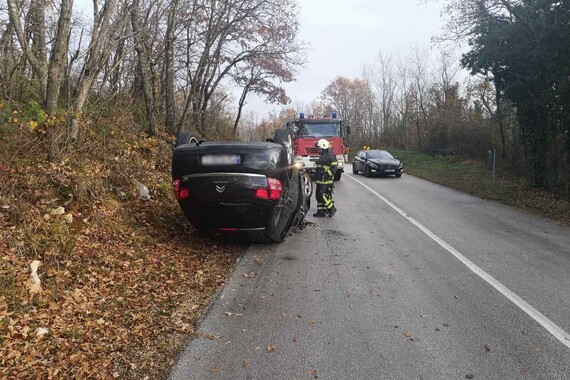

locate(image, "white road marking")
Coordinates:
346 174 570 349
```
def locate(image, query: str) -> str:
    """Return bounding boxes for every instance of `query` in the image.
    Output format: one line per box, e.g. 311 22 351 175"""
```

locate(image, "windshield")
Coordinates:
297 123 340 138
367 151 393 159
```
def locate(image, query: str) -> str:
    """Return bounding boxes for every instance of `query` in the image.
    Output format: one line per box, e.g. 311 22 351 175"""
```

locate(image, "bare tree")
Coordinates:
70 0 130 140
409 44 431 149
177 0 304 136
371 51 396 139
7 0 74 111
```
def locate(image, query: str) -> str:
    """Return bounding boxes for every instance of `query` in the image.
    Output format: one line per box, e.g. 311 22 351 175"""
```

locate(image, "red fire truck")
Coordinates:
274 112 351 181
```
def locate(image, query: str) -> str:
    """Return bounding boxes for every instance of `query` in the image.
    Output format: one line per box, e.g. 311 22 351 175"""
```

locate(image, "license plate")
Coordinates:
201 155 241 165
385 169 395 172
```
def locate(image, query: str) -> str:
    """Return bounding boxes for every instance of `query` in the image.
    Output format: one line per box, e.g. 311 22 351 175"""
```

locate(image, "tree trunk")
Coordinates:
131 0 157 136
45 0 73 113
233 84 250 136
164 0 179 134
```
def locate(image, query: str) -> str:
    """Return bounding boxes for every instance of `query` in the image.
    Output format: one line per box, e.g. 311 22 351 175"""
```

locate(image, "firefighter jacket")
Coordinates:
315 150 338 185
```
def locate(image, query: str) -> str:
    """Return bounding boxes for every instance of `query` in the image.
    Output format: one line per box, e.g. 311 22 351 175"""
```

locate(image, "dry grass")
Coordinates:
0 109 245 379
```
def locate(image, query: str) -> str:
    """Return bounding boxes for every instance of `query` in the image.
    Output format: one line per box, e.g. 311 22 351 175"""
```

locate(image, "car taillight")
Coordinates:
173 179 189 200
254 177 282 200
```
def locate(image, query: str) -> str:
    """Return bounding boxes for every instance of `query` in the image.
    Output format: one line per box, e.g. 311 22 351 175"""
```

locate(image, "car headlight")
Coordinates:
295 162 305 169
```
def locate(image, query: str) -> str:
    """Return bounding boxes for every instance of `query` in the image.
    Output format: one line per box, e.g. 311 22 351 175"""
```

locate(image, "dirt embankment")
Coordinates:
1 114 244 379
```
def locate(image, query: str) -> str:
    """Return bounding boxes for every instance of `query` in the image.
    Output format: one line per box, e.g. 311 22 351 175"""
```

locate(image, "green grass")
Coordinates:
389 149 570 225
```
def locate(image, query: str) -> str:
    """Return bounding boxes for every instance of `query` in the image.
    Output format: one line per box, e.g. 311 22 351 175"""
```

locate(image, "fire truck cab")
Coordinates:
282 112 350 181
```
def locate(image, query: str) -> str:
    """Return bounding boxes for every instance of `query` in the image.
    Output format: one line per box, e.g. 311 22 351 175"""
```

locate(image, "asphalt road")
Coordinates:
169 173 570 380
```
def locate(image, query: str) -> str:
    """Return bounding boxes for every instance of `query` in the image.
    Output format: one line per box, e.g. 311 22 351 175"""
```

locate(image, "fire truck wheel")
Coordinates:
334 171 342 181
175 131 201 148
274 128 294 165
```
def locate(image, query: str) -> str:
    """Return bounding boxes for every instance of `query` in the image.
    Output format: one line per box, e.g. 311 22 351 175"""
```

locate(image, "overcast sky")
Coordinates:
74 0 446 119
241 0 445 118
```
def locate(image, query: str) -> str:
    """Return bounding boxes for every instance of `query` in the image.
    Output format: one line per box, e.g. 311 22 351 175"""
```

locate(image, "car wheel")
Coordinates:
300 172 313 211
365 165 371 177
175 131 200 148
395 173 402 178
274 128 294 166
352 164 358 174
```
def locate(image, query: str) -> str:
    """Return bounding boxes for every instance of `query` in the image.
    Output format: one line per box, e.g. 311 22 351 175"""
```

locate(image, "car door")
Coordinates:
359 151 368 171
355 151 364 171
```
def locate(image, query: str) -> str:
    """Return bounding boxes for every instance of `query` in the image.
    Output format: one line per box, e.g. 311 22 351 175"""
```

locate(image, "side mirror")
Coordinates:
394 156 398 159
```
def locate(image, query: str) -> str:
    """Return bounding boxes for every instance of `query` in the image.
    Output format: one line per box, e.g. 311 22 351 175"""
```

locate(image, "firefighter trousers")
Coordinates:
315 184 334 214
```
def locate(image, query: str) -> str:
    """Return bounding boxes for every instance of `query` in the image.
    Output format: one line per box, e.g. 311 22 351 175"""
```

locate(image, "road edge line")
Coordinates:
346 174 570 349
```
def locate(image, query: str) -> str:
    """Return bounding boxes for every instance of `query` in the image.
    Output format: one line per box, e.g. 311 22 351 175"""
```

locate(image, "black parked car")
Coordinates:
172 132 312 243
352 149 403 177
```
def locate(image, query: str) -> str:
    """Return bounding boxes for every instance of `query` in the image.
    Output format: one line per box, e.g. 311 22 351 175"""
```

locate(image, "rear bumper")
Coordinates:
176 173 274 230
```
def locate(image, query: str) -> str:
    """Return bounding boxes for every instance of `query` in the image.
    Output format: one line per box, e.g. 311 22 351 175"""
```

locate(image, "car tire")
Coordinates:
352 165 358 174
301 172 313 210
395 173 402 178
175 131 200 148
274 128 294 166
365 165 372 177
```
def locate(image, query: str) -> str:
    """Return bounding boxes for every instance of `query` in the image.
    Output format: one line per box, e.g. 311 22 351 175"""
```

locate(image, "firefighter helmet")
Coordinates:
315 139 331 150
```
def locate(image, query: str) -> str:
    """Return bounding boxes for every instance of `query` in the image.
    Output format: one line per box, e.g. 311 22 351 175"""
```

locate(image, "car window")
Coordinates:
367 150 394 159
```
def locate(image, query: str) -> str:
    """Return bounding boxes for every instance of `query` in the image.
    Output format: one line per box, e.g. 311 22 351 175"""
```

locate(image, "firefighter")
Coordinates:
313 139 338 218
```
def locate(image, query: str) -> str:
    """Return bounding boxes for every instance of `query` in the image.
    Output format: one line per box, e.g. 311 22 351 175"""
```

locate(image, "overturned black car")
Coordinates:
172 132 312 243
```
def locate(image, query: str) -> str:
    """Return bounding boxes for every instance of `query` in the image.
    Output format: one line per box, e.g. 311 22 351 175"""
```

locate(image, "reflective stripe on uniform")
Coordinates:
322 193 334 209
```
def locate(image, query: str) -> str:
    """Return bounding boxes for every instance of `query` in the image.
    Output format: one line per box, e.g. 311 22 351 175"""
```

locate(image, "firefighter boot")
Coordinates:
327 207 337 218
313 210 326 217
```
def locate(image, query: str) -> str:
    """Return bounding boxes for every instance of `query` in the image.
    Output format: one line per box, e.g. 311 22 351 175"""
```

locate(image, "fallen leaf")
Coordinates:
242 360 249 368
465 375 475 379
404 331 413 337
267 344 276 352
210 367 220 373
